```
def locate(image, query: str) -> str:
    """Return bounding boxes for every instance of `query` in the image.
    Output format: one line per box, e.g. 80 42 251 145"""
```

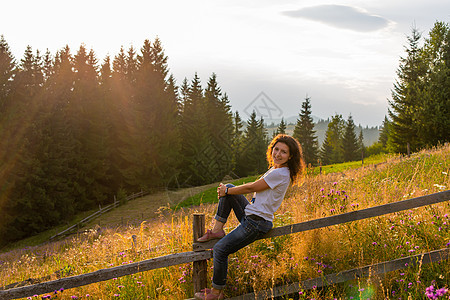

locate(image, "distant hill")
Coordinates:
265 118 380 147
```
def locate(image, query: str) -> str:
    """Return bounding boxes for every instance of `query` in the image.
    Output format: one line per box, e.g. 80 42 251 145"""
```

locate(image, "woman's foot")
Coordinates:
197 229 225 242
194 288 223 299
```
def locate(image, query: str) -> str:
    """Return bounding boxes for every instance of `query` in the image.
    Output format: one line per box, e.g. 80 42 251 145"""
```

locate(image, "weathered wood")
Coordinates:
193 190 450 251
0 250 212 300
193 214 207 293
226 248 450 300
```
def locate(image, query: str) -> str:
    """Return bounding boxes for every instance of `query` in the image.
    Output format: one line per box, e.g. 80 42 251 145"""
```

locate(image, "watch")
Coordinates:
225 187 229 195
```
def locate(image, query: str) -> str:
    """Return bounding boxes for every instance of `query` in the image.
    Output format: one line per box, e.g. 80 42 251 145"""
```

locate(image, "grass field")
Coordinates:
0 145 449 299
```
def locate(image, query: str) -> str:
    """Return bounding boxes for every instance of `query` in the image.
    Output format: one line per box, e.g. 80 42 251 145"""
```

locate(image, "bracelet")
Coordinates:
225 187 229 195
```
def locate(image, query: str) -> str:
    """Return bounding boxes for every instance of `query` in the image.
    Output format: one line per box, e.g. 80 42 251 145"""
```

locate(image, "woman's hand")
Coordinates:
217 183 227 198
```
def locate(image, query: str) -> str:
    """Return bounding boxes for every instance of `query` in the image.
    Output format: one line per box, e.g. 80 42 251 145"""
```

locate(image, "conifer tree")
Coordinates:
388 27 426 153
319 114 344 164
342 115 359 162
417 22 450 147
231 111 244 173
0 36 17 241
149 39 181 188
379 116 390 148
237 112 268 176
275 118 287 135
0 35 16 115
358 130 364 161
203 74 234 181
179 73 209 185
293 96 319 166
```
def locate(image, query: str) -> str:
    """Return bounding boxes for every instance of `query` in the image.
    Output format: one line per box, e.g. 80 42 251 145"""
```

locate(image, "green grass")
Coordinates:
308 153 394 175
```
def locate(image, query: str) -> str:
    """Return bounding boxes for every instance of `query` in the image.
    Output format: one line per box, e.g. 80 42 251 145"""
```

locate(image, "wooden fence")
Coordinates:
49 190 147 241
0 190 449 300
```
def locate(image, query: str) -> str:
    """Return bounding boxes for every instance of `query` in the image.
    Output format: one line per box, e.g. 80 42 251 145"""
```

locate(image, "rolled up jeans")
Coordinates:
212 184 273 290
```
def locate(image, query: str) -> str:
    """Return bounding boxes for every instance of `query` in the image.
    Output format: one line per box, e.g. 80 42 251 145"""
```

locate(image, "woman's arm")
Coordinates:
217 178 269 198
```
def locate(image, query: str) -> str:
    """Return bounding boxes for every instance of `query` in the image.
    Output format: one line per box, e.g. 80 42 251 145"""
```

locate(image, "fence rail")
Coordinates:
49 190 147 241
0 190 449 300
224 247 450 300
193 190 450 251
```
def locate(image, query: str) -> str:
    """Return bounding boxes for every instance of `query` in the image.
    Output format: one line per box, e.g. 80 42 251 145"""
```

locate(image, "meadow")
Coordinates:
0 144 449 300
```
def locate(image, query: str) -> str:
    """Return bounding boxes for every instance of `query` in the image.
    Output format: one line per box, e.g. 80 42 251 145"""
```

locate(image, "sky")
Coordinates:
1 0 449 127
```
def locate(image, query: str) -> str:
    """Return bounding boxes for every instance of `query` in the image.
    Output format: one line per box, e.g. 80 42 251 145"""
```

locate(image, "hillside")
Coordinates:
0 145 448 299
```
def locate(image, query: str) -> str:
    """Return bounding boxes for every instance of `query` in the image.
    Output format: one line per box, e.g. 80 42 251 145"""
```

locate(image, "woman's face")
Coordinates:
272 142 290 167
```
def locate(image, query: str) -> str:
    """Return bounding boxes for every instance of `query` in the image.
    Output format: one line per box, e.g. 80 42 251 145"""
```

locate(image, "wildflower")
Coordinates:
114 294 120 297
372 242 377 246
71 296 78 300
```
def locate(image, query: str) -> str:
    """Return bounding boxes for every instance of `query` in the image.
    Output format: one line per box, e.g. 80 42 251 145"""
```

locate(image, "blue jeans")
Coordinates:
212 184 273 290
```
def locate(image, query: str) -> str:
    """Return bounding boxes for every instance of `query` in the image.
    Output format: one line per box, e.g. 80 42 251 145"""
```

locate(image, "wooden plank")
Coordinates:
193 190 450 251
0 250 212 300
226 248 450 300
193 214 207 293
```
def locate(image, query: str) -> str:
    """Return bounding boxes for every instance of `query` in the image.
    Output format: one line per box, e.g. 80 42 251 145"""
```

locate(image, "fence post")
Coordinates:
193 214 207 293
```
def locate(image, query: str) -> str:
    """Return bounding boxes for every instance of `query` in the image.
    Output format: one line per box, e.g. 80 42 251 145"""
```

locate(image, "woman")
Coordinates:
194 134 305 300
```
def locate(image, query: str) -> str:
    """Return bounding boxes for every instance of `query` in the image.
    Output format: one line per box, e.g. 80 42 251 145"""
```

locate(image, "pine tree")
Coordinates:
0 36 17 242
319 130 333 166
417 22 450 147
69 45 111 209
179 73 209 186
388 26 426 153
203 74 234 182
275 118 287 135
149 38 181 188
358 130 364 161
379 116 390 147
237 112 268 176
319 114 344 164
0 35 16 115
293 96 319 166
342 115 359 162
231 111 244 173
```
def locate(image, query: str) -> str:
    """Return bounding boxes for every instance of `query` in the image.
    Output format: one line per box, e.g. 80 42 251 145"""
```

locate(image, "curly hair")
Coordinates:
266 134 306 185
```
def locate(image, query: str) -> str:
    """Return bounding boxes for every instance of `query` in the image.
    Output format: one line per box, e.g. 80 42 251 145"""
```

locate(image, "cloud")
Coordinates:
283 5 390 32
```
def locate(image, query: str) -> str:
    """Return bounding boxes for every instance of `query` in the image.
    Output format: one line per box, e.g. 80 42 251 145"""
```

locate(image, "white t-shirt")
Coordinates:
244 167 290 222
